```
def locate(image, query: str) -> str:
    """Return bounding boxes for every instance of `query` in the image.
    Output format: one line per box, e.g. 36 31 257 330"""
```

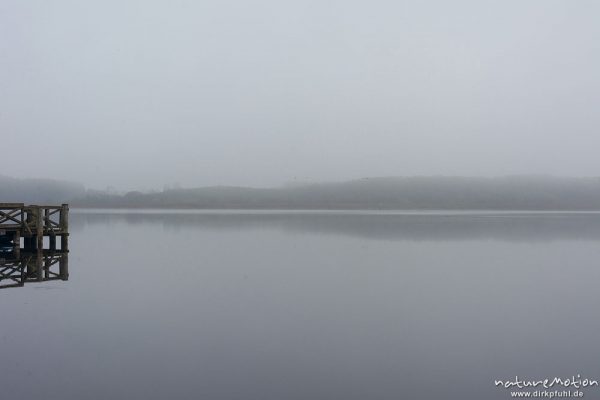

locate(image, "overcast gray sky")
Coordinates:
1 0 599 190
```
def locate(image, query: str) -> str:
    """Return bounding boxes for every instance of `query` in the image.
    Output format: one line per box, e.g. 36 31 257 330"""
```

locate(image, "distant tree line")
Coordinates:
5 175 600 210
73 176 600 210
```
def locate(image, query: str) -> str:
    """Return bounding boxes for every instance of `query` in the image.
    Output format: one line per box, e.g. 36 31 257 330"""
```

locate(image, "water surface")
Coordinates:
2 210 600 399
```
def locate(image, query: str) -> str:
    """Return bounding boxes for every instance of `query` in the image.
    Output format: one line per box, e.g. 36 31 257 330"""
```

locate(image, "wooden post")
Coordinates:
36 251 43 281
20 204 24 234
60 204 69 252
44 208 50 230
13 230 20 258
25 254 33 278
24 208 33 250
35 207 43 251
60 253 69 281
18 261 25 287
44 255 50 280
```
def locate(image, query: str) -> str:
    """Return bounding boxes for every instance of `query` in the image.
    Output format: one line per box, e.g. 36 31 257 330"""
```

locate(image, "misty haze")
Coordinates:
2 1 600 399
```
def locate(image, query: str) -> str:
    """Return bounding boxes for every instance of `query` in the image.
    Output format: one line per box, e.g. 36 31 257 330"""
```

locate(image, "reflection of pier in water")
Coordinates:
0 250 69 289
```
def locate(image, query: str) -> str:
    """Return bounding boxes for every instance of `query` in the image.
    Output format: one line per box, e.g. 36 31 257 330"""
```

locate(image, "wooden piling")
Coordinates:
60 253 69 281
13 230 20 258
24 208 33 250
35 207 43 251
60 204 69 252
35 251 43 281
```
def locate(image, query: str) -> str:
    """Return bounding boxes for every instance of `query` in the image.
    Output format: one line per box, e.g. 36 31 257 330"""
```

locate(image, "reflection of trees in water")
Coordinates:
0 250 69 289
71 212 600 242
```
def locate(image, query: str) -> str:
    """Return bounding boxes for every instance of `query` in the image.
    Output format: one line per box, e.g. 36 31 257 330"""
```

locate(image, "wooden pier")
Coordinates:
0 203 69 253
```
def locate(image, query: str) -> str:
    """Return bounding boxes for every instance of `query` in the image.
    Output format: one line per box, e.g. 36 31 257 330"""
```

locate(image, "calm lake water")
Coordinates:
2 210 600 399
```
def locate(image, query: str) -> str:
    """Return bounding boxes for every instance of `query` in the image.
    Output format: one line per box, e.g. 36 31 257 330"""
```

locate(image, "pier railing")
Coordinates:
0 203 25 231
